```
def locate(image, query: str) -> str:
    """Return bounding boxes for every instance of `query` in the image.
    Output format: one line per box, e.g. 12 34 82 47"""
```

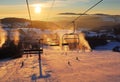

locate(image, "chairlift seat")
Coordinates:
62 43 69 46
49 44 59 46
23 49 43 54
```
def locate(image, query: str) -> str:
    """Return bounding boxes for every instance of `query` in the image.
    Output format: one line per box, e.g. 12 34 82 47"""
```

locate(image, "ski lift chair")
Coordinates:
62 33 80 51
22 39 43 54
47 33 60 46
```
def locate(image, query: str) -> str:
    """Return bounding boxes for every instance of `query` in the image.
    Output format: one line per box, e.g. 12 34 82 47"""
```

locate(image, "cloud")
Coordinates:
58 12 88 15
59 12 77 15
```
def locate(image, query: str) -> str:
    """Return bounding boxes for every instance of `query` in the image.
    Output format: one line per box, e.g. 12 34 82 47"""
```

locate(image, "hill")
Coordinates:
0 14 120 31
0 47 120 82
54 14 120 30
0 17 60 30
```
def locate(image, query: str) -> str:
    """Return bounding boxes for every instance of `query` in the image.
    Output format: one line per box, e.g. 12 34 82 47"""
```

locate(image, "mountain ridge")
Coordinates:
0 14 120 31
0 17 60 30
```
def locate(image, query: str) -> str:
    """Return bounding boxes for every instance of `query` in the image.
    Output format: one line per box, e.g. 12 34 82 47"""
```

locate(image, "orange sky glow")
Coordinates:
0 0 120 21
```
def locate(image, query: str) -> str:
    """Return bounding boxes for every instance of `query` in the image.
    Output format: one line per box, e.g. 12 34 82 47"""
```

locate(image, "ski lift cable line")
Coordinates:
26 0 32 21
46 0 56 21
64 0 103 28
74 0 103 21
26 0 33 32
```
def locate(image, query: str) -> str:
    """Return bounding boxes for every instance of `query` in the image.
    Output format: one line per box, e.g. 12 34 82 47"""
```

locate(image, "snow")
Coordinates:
0 26 120 82
86 32 98 37
0 44 120 82
43 50 120 82
95 41 120 50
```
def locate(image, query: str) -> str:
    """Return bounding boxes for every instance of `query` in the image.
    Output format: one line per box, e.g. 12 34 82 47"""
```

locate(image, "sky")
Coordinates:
0 0 120 21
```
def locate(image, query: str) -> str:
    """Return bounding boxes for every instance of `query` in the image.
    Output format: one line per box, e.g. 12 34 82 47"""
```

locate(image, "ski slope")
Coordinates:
0 47 120 82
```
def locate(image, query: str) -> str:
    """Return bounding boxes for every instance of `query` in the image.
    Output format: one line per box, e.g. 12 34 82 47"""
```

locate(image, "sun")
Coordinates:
34 4 42 14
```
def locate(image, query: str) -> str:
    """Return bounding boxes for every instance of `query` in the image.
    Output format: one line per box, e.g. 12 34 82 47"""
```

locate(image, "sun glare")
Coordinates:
34 4 41 14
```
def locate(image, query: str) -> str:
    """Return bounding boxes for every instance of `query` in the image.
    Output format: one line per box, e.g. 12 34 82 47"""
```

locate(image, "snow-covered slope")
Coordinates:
0 46 120 82
95 41 120 50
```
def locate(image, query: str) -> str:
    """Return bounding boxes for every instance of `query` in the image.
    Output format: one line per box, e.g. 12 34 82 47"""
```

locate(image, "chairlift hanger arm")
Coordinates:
26 0 34 32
